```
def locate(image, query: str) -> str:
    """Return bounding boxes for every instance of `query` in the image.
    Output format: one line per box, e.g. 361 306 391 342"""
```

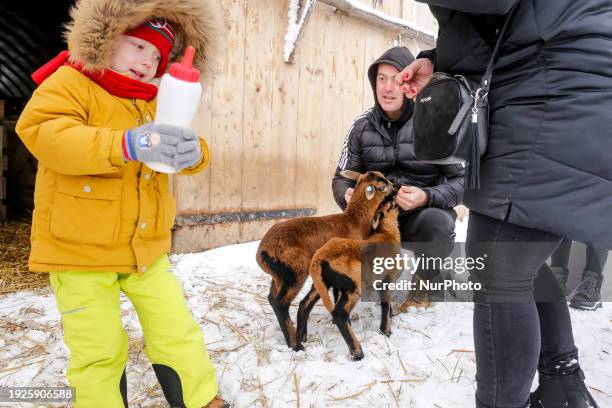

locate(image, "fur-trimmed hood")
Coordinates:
64 0 226 84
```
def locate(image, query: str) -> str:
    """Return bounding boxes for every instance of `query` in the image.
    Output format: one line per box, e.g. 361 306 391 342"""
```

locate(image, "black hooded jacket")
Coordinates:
331 46 465 211
415 0 612 245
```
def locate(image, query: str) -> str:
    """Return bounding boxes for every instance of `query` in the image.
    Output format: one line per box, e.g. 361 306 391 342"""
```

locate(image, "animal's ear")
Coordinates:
371 212 381 230
365 184 375 200
340 170 361 181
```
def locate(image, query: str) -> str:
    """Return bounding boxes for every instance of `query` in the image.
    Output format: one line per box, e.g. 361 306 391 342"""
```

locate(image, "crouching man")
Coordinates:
332 46 465 307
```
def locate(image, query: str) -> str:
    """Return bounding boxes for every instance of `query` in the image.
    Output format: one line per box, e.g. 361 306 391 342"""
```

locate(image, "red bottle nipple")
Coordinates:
169 46 200 83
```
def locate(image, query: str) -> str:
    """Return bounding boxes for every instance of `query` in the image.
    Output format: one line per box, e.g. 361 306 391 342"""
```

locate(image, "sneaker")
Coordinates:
397 273 432 312
530 369 599 408
570 270 603 311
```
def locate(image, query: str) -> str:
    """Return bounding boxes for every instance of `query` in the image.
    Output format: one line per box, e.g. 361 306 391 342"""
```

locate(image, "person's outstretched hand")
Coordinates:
395 58 434 100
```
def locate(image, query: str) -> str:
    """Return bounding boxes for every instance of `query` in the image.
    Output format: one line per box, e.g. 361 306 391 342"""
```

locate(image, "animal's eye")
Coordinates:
366 185 374 193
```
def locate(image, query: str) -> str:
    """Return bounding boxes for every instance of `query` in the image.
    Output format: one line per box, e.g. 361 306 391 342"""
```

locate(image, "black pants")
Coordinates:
398 207 457 279
551 240 609 276
467 211 579 408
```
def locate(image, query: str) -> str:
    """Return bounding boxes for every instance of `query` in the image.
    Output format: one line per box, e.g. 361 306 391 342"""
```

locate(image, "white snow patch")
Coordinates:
284 0 316 62
1 218 611 407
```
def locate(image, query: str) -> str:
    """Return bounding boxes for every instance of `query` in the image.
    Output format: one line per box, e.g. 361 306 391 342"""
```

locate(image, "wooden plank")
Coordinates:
240 218 279 245
335 14 367 214
238 0 303 243
316 5 367 216
207 0 247 249
362 24 396 110
294 3 326 211
268 0 300 211
172 225 211 254
239 0 278 243
0 100 4 121
316 5 342 215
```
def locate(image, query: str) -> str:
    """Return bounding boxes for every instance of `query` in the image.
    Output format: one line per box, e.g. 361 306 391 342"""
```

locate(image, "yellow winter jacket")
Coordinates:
16 66 210 273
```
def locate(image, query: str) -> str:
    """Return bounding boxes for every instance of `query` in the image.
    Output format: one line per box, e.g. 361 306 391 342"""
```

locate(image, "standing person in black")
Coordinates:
550 241 609 311
332 46 465 303
398 1 612 407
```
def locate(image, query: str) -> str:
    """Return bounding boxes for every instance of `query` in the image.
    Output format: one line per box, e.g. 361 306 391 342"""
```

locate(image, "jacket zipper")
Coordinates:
393 122 400 167
131 98 146 125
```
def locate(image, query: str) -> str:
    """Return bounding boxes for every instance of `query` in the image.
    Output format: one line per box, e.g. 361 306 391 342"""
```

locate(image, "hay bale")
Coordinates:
0 218 49 294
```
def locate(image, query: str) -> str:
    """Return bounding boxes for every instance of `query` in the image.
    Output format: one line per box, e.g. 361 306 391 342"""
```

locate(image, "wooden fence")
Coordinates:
169 0 438 252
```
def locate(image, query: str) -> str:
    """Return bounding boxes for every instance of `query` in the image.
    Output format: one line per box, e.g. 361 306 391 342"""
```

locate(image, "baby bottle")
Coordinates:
145 46 202 173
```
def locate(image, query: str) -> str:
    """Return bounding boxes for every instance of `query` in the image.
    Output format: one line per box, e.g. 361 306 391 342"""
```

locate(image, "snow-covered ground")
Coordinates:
1 218 611 407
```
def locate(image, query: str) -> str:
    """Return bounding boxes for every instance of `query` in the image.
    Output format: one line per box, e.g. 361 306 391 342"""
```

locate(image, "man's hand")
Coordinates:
394 58 434 100
396 186 428 211
345 188 354 205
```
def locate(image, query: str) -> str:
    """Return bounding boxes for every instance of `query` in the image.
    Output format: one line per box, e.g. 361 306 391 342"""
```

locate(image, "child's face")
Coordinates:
110 36 161 83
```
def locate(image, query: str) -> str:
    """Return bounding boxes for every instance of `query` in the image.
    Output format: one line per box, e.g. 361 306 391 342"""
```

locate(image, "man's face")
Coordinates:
110 36 161 83
376 63 404 119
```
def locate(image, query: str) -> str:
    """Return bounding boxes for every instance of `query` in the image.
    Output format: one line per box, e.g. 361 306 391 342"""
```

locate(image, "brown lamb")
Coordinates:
307 201 401 360
256 170 398 351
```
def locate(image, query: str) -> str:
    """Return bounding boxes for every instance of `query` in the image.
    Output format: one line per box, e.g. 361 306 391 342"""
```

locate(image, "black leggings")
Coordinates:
467 211 579 408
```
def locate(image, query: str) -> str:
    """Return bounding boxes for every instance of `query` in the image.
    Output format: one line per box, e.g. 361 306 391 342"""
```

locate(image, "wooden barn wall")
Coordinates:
172 0 437 253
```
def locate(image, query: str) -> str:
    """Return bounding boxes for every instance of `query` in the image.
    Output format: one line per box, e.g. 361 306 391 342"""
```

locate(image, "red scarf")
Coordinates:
32 51 158 101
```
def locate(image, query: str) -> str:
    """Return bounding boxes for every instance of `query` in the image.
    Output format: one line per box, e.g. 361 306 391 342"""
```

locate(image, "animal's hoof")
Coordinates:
292 343 305 352
350 351 364 361
379 329 392 337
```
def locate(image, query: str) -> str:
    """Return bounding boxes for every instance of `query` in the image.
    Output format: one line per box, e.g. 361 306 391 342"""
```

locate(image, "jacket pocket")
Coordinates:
154 180 176 235
50 175 122 245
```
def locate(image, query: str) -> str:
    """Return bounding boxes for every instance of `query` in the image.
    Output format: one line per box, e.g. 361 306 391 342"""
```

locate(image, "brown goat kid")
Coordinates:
308 202 401 360
256 171 397 351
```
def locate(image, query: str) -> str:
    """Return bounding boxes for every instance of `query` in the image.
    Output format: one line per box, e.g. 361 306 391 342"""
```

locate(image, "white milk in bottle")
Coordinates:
145 45 202 173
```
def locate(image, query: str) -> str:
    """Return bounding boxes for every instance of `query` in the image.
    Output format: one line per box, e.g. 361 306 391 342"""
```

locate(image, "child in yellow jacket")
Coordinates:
15 0 228 407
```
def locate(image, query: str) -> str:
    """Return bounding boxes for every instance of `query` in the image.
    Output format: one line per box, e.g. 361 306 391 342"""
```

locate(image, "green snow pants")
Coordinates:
50 254 218 408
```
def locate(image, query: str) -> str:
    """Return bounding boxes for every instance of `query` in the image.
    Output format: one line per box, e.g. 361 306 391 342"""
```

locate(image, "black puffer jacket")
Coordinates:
332 47 465 211
417 0 612 245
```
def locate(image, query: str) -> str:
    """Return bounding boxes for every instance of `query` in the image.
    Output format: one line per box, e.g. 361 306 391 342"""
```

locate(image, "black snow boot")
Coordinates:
570 270 603 311
530 369 599 408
